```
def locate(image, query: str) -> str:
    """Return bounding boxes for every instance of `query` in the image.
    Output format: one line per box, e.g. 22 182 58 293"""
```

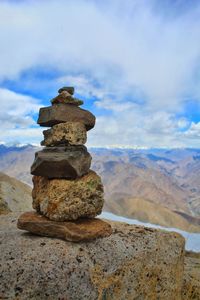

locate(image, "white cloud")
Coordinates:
184 122 200 139
0 88 42 143
0 0 200 147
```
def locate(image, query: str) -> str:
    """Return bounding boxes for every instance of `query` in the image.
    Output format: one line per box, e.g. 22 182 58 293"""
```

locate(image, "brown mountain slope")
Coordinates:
104 197 200 232
0 172 32 214
95 161 191 214
0 146 38 186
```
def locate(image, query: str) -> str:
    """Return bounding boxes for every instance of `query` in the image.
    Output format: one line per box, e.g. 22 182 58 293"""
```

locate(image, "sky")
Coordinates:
1 0 200 148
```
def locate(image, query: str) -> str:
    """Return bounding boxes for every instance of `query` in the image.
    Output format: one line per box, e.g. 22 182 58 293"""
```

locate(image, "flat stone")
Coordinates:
31 146 91 179
58 86 74 95
37 104 95 130
51 93 83 106
41 122 87 146
17 211 112 242
32 170 104 221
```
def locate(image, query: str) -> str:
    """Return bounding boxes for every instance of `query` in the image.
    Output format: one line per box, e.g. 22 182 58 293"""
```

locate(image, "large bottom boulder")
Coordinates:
32 170 104 221
0 213 185 300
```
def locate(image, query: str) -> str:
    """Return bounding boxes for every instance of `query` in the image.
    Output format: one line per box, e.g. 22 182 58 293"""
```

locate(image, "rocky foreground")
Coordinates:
0 213 199 299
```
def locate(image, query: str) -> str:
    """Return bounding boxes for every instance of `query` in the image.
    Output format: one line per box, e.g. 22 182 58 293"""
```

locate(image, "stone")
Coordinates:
17 211 112 242
31 146 91 179
37 104 95 130
41 122 87 146
182 251 200 299
32 170 104 221
58 86 74 95
0 212 185 300
51 93 83 106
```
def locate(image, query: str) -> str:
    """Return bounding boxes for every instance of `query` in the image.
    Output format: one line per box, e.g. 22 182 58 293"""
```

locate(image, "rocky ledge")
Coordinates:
0 212 191 300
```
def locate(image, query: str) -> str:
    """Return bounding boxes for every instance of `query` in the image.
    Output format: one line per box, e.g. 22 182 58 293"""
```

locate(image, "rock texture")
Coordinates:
51 93 83 106
32 170 104 221
31 146 91 179
182 251 200 299
37 104 95 130
17 211 112 242
41 122 87 146
0 213 185 300
58 86 74 95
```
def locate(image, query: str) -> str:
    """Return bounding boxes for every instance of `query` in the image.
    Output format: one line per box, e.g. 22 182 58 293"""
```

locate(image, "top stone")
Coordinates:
58 87 74 95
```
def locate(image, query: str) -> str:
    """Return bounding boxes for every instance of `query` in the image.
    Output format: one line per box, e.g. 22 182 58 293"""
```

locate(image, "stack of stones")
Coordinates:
17 87 112 241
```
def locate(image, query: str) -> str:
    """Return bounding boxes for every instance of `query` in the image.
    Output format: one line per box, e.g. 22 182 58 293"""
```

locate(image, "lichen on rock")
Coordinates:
32 170 104 221
41 122 87 146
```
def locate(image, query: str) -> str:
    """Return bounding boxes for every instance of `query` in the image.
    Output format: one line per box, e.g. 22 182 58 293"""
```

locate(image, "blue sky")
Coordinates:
1 0 200 147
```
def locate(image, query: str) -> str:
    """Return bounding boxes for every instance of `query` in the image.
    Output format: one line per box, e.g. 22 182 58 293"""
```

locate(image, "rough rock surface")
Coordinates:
182 251 200 299
32 170 104 221
0 213 185 300
41 122 87 146
31 146 91 179
51 92 83 106
37 104 95 130
17 211 112 242
58 86 74 95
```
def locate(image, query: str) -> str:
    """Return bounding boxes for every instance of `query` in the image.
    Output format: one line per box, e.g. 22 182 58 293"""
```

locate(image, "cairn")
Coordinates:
17 87 112 241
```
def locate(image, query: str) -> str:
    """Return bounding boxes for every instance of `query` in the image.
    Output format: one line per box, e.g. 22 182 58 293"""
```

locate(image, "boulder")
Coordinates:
41 122 87 146
17 211 112 242
31 146 91 179
0 213 185 300
32 170 104 221
37 104 95 130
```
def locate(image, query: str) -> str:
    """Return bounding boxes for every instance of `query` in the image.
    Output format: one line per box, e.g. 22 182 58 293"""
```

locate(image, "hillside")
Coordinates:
0 172 32 214
105 197 200 232
0 144 38 186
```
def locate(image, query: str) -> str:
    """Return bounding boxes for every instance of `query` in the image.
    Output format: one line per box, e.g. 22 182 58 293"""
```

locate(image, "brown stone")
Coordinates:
182 252 200 299
58 86 74 95
17 211 112 242
37 104 95 130
51 92 83 106
31 146 91 179
32 170 104 221
41 122 87 146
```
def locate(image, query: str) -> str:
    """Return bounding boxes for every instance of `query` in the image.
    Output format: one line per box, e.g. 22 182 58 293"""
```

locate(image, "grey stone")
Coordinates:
31 146 91 179
37 104 95 130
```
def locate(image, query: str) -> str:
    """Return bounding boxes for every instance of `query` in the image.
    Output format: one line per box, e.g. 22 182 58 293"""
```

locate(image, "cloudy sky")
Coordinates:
1 0 200 148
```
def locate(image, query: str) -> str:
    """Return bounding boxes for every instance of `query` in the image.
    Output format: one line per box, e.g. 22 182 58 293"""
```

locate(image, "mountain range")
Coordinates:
0 144 200 232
